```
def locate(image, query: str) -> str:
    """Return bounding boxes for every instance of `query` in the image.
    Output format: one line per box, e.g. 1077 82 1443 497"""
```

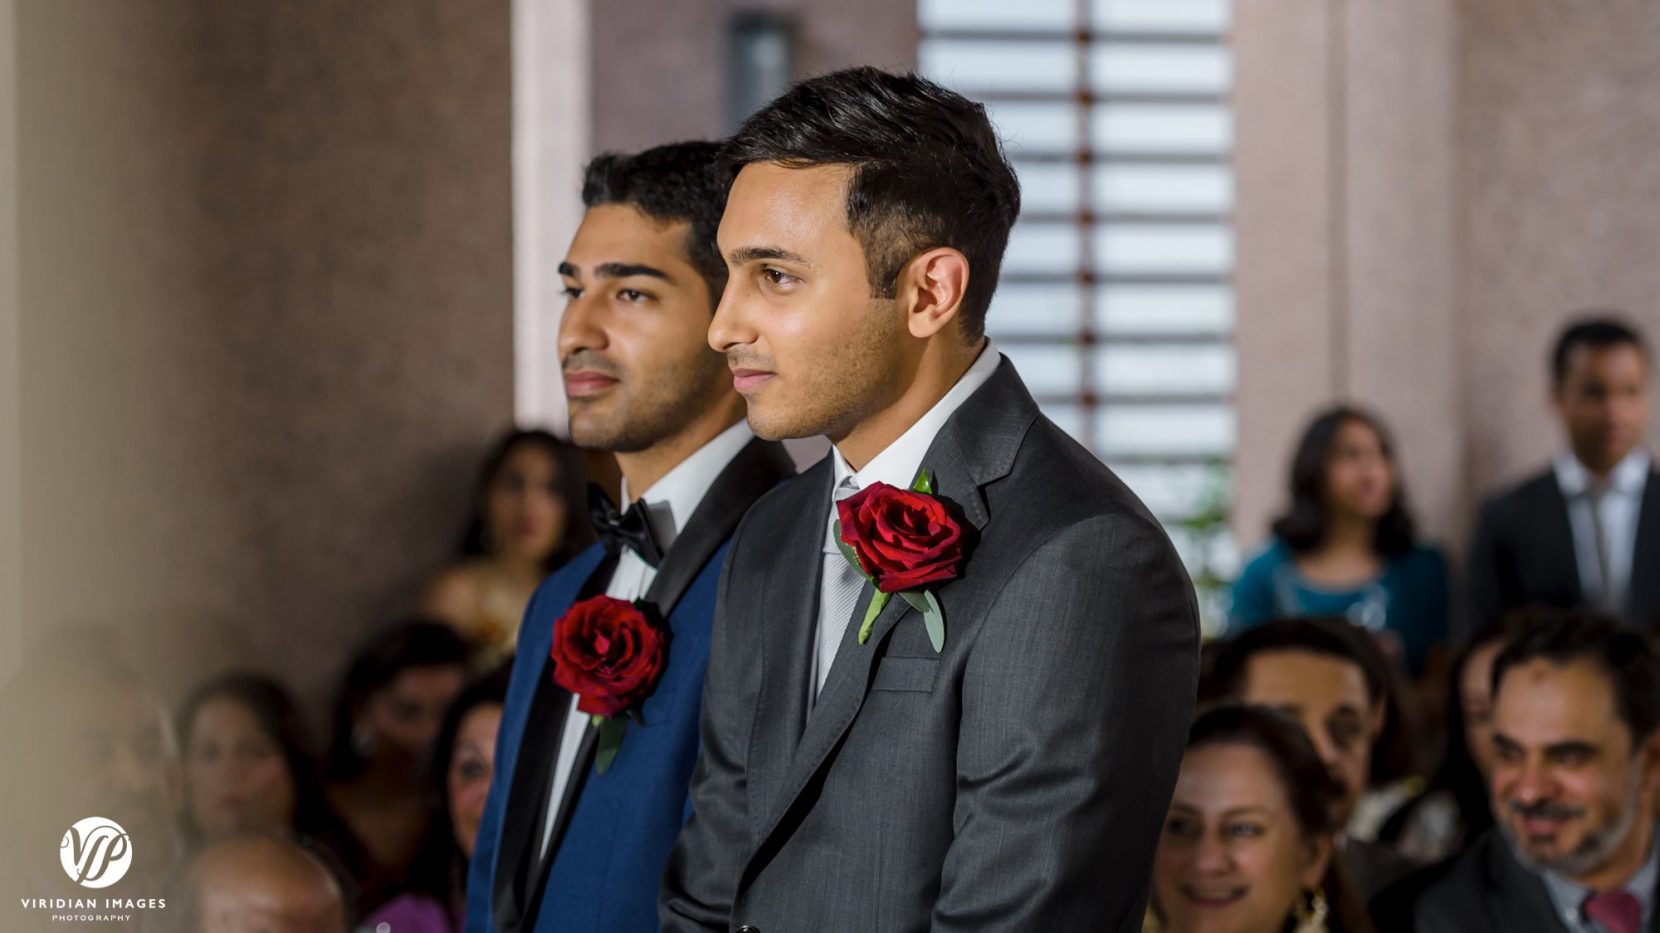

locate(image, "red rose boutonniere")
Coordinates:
833 468 966 652
549 594 667 773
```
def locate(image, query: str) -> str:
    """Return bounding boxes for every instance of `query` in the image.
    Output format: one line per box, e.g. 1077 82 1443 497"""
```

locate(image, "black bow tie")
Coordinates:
587 484 663 568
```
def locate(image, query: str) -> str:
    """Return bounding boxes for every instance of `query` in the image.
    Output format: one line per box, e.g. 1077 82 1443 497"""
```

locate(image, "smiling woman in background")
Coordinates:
423 428 590 666
1150 704 1374 933
1230 406 1450 677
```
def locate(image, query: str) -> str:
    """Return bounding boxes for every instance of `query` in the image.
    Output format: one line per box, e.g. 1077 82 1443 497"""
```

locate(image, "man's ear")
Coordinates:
1639 730 1660 793
896 247 970 340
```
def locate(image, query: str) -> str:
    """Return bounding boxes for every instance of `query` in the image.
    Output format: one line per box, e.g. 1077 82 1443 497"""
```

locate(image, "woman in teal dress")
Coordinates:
1231 406 1450 676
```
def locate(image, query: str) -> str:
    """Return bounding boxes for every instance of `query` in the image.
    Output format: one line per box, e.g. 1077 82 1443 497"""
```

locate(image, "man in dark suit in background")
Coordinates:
1469 317 1660 633
660 67 1199 931
465 142 794 933
1417 612 1660 933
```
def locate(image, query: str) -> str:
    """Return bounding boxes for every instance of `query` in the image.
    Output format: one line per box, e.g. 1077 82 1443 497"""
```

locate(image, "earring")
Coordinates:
1293 887 1329 933
351 723 378 758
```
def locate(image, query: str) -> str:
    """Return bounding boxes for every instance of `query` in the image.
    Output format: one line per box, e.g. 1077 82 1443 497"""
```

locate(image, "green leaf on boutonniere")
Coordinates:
833 519 869 580
911 468 935 495
594 716 628 775
857 590 891 644
900 589 946 652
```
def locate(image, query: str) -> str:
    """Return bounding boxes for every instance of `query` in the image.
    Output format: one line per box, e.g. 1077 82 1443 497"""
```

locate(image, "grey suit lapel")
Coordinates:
745 457 833 844
744 358 1037 862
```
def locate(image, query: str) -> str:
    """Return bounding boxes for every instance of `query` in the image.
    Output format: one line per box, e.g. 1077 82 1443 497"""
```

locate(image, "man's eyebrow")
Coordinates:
559 262 673 282
595 262 671 281
727 246 810 266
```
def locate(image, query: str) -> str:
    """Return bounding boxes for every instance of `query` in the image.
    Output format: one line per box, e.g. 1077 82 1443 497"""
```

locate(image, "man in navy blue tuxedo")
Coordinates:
465 141 795 933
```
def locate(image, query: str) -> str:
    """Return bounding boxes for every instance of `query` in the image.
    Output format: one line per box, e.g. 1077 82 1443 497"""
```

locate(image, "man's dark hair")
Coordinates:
581 141 731 306
724 66 1022 342
1209 616 1388 705
1208 616 1413 784
1551 315 1649 385
1492 610 1660 743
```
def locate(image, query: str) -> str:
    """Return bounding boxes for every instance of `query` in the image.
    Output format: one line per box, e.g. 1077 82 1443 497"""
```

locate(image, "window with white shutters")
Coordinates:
919 0 1237 627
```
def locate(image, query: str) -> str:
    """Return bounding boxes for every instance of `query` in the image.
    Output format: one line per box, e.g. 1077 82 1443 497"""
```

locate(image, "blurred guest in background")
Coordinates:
364 665 510 933
159 834 349 933
1383 619 1520 864
1209 617 1422 899
324 619 468 911
424 428 591 666
177 673 366 882
1151 703 1374 933
1231 405 1450 677
1469 317 1660 633
0 634 182 913
1416 612 1660 932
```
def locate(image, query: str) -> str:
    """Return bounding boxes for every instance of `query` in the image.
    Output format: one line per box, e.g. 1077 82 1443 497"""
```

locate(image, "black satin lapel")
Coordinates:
521 721 600 925
492 554 614 931
644 438 795 614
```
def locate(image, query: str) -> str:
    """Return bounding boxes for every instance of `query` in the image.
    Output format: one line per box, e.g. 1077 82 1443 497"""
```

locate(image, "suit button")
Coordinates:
737 927 760 933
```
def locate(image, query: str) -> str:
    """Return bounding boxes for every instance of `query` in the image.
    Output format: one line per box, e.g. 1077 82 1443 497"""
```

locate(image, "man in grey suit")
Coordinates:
658 67 1201 931
1417 613 1660 933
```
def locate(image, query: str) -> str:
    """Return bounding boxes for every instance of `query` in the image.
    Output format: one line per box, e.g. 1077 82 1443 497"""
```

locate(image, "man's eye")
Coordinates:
618 288 648 303
762 268 798 287
561 286 582 299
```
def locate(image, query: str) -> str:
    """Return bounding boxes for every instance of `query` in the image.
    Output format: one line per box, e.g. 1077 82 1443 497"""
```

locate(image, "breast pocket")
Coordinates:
870 656 938 693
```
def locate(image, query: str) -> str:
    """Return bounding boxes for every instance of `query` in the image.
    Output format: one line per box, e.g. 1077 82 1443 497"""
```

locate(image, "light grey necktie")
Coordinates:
815 476 864 698
1587 483 1618 612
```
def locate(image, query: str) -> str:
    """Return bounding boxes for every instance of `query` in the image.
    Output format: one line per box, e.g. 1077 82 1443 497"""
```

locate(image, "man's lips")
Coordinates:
564 371 619 398
731 368 774 392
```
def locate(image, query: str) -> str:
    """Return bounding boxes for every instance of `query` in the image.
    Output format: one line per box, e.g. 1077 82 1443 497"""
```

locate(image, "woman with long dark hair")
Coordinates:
177 673 370 901
422 428 590 665
1230 406 1450 675
1151 704 1375 933
363 664 511 933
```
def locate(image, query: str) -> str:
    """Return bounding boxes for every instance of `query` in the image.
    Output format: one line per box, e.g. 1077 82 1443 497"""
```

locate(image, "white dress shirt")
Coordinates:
811 340 1000 700
538 419 754 858
1554 448 1651 614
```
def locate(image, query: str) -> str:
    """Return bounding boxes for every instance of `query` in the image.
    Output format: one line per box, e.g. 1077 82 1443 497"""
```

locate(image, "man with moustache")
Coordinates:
1469 318 1660 632
660 68 1199 931
1417 613 1660 933
464 141 794 933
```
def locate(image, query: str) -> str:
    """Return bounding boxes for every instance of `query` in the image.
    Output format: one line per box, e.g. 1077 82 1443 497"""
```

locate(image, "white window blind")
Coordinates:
919 0 1237 621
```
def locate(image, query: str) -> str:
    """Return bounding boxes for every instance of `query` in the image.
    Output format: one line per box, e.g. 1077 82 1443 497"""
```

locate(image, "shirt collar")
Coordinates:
1537 830 1660 926
830 339 1000 494
620 419 754 551
1555 448 1653 498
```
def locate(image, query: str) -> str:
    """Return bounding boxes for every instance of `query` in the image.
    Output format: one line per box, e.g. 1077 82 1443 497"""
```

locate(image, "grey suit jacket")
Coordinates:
659 359 1201 932
1415 828 1660 933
